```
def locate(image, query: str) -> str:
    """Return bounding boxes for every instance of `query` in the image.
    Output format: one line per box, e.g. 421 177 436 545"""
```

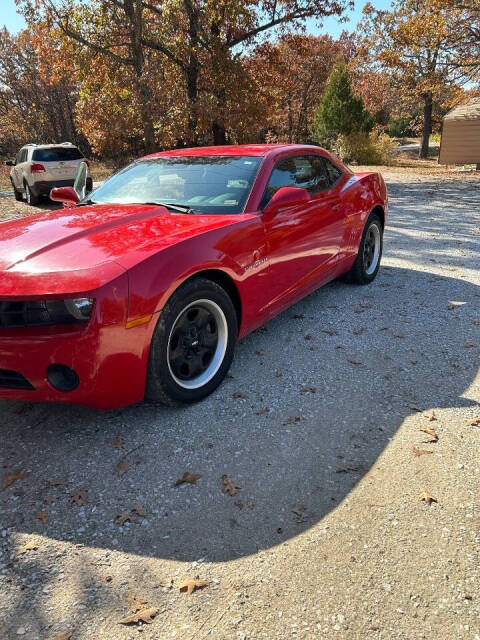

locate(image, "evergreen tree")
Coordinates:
311 63 373 148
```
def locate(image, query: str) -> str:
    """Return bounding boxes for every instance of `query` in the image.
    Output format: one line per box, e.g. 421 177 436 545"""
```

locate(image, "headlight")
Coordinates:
0 298 94 328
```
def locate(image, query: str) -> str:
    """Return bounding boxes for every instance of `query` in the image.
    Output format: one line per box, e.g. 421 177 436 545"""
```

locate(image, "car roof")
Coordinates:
22 142 78 150
141 144 325 160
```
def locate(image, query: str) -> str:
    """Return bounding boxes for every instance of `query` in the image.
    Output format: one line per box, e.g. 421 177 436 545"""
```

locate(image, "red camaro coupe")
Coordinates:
0 144 387 409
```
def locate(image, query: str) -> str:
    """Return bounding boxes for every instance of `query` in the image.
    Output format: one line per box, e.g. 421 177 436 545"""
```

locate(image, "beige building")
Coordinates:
439 97 480 166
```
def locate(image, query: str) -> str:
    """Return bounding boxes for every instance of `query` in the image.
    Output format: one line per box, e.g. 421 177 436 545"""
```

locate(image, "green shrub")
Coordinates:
333 130 395 165
387 116 414 138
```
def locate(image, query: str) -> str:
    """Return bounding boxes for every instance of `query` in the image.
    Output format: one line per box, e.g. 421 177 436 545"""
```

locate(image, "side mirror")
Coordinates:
5 160 15 166
263 186 310 214
73 161 88 201
49 186 80 207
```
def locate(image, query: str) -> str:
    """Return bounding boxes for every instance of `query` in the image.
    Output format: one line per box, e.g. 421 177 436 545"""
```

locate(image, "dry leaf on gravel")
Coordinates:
247 500 254 510
115 459 132 476
465 417 480 426
255 408 269 415
125 593 149 613
419 489 437 505
46 631 73 640
347 358 362 365
409 405 422 412
119 607 159 625
293 313 304 319
175 472 202 486
292 504 307 522
115 511 134 526
321 329 338 336
16 540 38 556
393 333 405 338
43 495 57 505
36 511 48 524
283 415 301 425
70 487 87 505
426 411 437 421
2 470 29 489
412 447 434 457
300 385 316 393
222 474 241 496
131 503 147 517
275 370 283 378
233 391 247 399
107 436 125 449
48 480 66 488
255 349 266 356
464 342 477 348
178 578 209 595
304 333 313 340
419 425 438 443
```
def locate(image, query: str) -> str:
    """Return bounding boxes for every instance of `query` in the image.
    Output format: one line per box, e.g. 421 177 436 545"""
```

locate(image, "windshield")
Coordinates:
89 156 262 214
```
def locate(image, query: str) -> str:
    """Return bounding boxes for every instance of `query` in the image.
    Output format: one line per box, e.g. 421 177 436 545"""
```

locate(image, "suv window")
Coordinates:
324 158 343 185
16 148 28 164
262 154 330 207
32 147 84 162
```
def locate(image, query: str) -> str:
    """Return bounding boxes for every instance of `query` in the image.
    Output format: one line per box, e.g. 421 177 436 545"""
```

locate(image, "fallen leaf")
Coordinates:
178 578 209 595
283 415 301 425
321 329 338 336
70 487 87 506
255 408 269 415
412 447 433 457
175 472 202 486
222 474 241 497
300 385 316 393
293 313 304 319
234 500 243 509
16 540 38 556
46 631 74 640
119 607 159 625
115 511 134 526
275 370 283 378
233 391 247 399
2 470 29 490
304 333 313 340
465 417 480 426
419 425 438 443
393 333 405 338
419 489 437 504
409 405 422 412
107 436 125 449
336 465 362 473
247 500 254 510
125 593 149 613
410 359 418 365
292 504 307 522
347 358 362 365
255 349 266 356
115 459 132 476
426 411 437 422
353 327 366 336
48 480 66 488
447 303 455 310
464 342 477 348
36 511 48 524
131 503 147 517
43 495 57 505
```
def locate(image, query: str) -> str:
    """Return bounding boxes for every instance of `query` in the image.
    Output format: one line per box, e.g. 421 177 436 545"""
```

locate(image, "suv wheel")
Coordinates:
25 182 39 206
11 179 23 201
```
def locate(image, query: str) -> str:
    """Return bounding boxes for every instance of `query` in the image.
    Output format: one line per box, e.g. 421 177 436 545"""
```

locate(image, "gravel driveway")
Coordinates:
1 170 479 640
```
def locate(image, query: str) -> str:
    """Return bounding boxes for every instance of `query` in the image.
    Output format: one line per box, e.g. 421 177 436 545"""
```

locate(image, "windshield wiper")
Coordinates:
143 202 193 214
76 198 97 207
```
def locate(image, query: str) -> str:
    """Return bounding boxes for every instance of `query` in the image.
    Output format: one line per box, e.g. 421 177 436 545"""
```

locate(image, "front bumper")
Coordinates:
0 278 156 410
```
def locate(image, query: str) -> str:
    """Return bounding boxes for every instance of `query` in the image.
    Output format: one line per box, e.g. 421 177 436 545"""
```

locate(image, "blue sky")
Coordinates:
2 0 392 37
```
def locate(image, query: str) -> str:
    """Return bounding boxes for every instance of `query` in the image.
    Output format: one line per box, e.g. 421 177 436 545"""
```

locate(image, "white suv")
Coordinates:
6 142 92 205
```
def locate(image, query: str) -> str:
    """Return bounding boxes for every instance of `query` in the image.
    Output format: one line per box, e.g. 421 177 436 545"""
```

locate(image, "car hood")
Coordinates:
0 204 245 297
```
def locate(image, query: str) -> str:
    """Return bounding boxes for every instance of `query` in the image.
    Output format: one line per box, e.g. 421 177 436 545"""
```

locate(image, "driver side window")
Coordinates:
261 155 330 208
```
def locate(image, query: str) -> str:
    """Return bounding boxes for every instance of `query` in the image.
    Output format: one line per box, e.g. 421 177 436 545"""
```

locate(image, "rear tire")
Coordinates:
342 213 383 285
146 278 238 406
25 182 39 206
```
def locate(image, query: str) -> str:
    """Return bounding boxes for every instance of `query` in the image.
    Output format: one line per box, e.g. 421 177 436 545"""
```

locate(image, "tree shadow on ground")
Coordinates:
1 266 478 567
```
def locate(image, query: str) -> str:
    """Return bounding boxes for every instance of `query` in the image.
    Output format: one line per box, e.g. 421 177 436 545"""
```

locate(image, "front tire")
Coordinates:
343 213 383 285
146 278 238 406
11 180 23 201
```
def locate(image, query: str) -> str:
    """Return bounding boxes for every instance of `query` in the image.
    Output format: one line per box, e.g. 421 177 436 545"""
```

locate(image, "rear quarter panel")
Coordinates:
345 172 388 255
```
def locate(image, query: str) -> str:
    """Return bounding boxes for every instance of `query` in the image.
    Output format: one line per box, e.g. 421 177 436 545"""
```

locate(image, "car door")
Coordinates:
261 154 345 312
12 148 27 189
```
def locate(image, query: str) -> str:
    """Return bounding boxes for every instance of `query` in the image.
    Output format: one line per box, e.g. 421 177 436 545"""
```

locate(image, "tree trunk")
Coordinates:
212 121 227 145
184 0 199 145
419 91 433 160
